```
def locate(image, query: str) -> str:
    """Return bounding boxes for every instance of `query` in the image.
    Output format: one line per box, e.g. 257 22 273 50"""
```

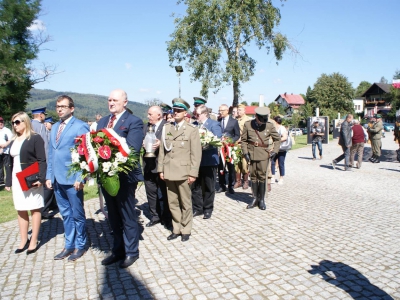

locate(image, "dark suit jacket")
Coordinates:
6 134 47 187
97 111 144 183
199 118 222 167
220 116 240 142
142 119 166 174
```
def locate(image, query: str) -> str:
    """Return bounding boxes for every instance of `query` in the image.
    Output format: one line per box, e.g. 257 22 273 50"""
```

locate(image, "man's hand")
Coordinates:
244 153 251 164
74 181 84 191
188 176 196 184
269 152 277 160
152 139 160 150
159 172 164 180
46 180 52 189
31 181 42 188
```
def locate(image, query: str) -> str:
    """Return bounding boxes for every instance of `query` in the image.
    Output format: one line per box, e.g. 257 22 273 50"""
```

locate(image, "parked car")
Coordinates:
290 128 303 136
383 123 395 131
300 128 308 134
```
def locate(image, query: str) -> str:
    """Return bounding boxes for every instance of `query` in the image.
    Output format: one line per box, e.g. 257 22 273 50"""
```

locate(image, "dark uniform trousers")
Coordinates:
165 180 193 235
144 171 171 223
250 159 269 183
191 166 217 213
371 139 382 157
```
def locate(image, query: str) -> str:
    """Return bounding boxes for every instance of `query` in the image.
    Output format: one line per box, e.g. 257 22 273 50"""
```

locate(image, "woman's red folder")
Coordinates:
16 162 39 191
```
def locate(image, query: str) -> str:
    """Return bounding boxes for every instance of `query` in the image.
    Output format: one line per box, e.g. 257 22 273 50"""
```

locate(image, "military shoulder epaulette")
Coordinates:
186 123 197 128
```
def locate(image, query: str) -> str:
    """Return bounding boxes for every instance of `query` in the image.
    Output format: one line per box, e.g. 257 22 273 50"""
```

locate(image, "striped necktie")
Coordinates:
107 115 116 128
56 122 65 143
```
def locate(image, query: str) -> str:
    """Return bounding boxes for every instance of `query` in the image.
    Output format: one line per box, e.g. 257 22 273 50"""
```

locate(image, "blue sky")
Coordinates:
33 0 399 113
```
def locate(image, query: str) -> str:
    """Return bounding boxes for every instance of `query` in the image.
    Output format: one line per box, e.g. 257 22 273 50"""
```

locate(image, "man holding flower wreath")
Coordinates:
97 89 144 268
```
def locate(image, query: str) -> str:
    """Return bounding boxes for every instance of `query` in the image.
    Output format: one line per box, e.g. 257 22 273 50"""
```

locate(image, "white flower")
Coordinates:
102 162 112 173
71 151 80 163
112 161 119 168
115 152 128 163
80 161 87 169
108 170 117 176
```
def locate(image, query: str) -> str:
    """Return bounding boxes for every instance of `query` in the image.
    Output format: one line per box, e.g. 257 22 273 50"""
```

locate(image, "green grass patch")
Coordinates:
290 134 334 151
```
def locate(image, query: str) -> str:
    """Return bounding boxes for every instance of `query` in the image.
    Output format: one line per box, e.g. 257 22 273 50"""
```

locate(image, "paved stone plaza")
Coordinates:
0 132 399 300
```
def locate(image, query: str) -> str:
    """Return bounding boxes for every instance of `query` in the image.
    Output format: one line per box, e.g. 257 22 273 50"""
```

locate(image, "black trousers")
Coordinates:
41 185 58 214
0 154 10 184
102 180 140 257
144 171 171 223
218 158 235 188
191 166 217 213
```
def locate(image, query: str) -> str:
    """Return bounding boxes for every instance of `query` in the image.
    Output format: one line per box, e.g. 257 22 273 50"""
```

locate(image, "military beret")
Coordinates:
172 98 190 111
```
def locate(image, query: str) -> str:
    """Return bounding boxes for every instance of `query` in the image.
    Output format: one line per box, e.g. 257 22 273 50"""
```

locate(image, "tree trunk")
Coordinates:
233 80 239 107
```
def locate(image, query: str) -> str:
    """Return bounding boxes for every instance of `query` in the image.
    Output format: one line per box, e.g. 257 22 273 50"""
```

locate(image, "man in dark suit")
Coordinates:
143 106 171 228
98 89 144 268
191 105 222 219
46 95 89 261
217 104 240 194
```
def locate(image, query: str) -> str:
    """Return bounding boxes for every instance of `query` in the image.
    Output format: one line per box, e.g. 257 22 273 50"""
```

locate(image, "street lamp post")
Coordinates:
175 66 183 98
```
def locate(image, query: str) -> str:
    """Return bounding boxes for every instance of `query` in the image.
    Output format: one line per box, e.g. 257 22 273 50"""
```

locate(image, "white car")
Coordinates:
290 128 303 136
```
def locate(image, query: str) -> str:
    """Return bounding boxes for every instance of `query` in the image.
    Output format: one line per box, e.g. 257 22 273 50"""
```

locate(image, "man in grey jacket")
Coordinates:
332 114 353 171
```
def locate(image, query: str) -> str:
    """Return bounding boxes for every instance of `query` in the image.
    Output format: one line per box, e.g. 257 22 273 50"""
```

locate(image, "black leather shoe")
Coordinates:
373 159 380 163
203 212 212 219
369 156 376 162
146 219 161 227
167 233 180 240
54 248 74 260
181 234 190 242
68 249 86 261
119 256 139 268
193 210 203 217
101 254 124 266
15 239 30 254
216 186 226 193
27 241 39 255
228 187 235 194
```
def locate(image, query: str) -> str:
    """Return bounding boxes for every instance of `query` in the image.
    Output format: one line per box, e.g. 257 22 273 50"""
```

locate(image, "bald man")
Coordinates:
97 89 144 268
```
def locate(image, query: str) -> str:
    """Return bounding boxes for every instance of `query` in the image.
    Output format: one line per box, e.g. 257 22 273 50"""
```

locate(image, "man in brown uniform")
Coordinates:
158 98 202 242
241 107 280 210
368 114 384 163
234 104 251 189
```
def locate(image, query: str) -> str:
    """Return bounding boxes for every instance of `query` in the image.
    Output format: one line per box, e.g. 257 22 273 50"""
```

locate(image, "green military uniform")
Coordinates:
234 114 252 188
241 107 280 210
368 115 383 162
158 101 202 236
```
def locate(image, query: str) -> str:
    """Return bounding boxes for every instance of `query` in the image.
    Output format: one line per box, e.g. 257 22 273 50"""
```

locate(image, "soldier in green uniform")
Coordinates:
158 98 202 242
368 114 384 163
241 107 280 210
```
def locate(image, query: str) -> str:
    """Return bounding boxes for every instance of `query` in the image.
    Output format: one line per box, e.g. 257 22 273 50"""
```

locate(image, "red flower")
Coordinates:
77 144 85 155
93 136 104 143
74 137 81 144
110 137 121 146
98 145 112 160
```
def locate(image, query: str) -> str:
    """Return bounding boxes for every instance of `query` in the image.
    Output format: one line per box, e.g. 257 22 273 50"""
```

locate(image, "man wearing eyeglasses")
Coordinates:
158 98 201 242
46 95 90 262
217 104 240 194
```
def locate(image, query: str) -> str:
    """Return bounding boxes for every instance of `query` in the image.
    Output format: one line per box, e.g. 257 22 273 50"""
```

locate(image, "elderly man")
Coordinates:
241 107 280 210
143 106 171 229
368 114 384 163
191 104 222 219
234 104 251 189
97 89 144 268
158 98 201 242
350 119 368 169
217 104 240 194
332 114 353 171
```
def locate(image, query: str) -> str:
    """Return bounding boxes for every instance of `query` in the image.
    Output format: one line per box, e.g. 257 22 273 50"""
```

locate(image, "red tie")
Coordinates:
107 115 116 128
56 122 65 143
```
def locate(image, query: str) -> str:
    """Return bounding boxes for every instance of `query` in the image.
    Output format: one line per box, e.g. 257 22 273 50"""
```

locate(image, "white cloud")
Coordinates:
139 88 150 93
259 69 265 73
125 63 132 70
28 20 46 31
273 78 282 84
156 91 162 95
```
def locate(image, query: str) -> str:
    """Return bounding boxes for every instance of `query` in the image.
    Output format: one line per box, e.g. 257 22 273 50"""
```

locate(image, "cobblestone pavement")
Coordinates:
0 133 399 300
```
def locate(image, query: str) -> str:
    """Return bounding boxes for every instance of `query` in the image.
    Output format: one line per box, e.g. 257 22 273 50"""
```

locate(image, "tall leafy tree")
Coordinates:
0 0 53 120
309 72 354 121
167 0 296 107
354 80 371 97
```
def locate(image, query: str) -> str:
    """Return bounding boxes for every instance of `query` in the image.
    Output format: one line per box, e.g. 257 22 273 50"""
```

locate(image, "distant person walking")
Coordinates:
332 114 353 171
310 119 324 160
349 120 367 169
271 116 288 185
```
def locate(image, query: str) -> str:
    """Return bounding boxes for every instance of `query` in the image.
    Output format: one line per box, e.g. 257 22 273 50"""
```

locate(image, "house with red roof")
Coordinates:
274 93 305 115
244 106 257 117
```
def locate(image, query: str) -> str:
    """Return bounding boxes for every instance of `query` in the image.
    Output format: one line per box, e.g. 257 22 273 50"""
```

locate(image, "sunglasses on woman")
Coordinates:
12 120 24 126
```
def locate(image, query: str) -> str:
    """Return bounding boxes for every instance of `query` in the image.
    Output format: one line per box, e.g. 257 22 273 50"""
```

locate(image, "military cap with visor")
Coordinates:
255 107 270 124
172 98 190 111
